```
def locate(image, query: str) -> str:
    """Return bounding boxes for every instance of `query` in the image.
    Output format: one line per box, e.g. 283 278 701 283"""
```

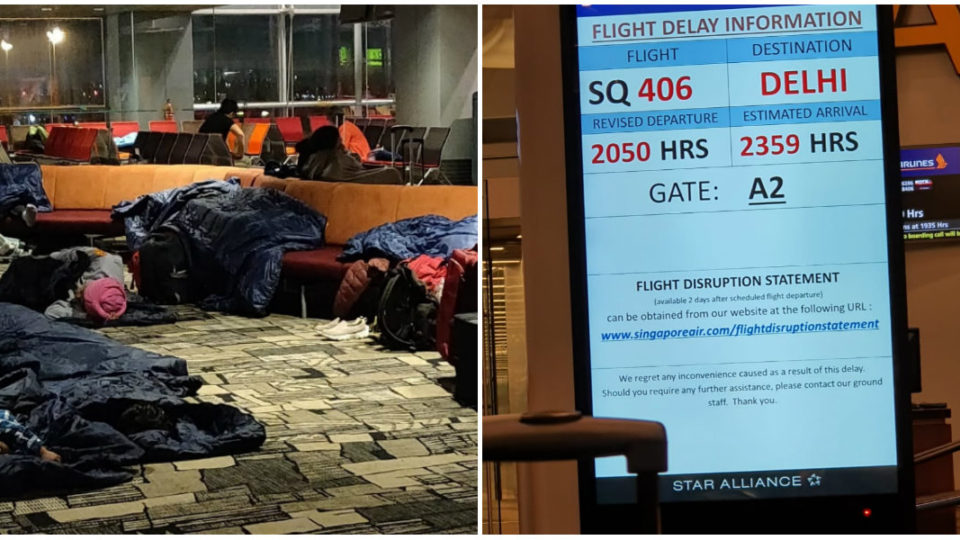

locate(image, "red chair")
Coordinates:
110 121 141 138
0 126 7 150
78 122 108 130
244 117 271 124
275 117 304 143
148 120 178 133
44 127 68 157
308 116 331 132
45 123 71 134
64 128 96 161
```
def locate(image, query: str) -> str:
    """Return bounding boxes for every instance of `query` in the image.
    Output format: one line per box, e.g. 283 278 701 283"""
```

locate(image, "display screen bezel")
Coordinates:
558 4 915 533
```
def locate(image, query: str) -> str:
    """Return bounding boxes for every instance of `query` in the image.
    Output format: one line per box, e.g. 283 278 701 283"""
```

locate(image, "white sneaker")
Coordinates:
319 318 369 340
320 318 365 334
21 204 37 228
315 318 341 332
320 324 370 341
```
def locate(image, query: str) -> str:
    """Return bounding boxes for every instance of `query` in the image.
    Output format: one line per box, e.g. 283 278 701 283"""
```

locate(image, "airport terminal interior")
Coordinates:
0 4 477 534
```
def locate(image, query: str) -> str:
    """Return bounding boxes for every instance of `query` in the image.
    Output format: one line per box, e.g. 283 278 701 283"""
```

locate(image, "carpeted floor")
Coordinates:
0 309 478 534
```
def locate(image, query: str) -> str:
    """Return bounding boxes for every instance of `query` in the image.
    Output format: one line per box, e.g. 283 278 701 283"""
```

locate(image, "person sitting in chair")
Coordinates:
199 98 246 159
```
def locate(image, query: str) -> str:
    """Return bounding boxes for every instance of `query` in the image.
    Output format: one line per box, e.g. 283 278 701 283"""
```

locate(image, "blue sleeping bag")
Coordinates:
339 214 478 262
0 302 265 497
111 178 242 252
169 187 328 315
0 163 52 215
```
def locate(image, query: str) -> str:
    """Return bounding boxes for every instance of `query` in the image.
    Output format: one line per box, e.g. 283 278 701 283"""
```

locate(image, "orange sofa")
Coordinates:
257 178 477 283
0 164 262 236
2 164 477 313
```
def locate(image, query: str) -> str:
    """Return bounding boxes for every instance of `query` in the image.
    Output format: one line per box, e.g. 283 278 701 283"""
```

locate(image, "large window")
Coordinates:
192 13 282 104
291 14 346 100
0 18 104 109
192 6 393 108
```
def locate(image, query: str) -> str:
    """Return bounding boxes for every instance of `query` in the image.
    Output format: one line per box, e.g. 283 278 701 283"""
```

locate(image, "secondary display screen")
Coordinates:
569 5 901 503
901 145 960 241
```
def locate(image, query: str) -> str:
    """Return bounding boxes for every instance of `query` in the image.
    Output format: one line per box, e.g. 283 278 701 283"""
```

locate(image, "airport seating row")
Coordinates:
0 164 475 317
0 115 395 152
0 164 261 237
14 126 119 165
130 131 234 166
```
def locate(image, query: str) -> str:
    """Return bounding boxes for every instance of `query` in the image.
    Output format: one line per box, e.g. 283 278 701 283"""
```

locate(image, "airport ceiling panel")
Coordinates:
0 5 210 18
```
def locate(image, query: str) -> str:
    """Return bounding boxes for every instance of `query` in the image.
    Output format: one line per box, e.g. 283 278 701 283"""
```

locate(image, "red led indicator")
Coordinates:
862 508 872 518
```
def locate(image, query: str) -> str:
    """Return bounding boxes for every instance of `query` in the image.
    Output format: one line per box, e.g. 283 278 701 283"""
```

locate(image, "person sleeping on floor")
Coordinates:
0 409 61 462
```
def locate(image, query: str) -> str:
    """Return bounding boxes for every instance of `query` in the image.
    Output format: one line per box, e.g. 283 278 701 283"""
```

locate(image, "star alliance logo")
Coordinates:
807 474 822 487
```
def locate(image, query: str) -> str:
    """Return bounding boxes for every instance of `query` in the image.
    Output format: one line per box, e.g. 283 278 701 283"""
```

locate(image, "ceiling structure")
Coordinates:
0 5 209 18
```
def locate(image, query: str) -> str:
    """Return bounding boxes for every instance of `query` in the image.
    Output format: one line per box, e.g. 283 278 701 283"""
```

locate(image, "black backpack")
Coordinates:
264 161 299 179
138 228 196 304
377 264 438 351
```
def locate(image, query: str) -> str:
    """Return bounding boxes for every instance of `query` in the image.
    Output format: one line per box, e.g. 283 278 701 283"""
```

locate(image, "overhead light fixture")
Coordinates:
40 7 52 11
0 40 12 52
490 246 505 251
93 7 104 12
47 27 64 45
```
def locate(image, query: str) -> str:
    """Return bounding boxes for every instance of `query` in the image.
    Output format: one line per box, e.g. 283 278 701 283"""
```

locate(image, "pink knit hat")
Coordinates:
83 278 127 323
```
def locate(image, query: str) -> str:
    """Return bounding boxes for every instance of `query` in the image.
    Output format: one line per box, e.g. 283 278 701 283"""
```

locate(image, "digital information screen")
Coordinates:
901 145 960 241
569 5 901 504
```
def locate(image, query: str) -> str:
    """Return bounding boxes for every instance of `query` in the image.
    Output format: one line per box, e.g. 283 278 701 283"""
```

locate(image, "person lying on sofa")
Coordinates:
0 409 61 462
296 126 401 185
1 163 50 227
8 203 38 227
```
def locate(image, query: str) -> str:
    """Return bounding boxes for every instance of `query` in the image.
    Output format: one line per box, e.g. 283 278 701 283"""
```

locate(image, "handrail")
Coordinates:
192 99 394 111
914 439 960 464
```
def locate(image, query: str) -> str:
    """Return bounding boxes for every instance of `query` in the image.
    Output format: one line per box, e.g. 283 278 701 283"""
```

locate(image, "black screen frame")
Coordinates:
559 4 915 533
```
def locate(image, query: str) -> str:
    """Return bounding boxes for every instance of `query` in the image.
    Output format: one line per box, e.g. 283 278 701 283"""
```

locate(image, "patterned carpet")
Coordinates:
0 309 478 534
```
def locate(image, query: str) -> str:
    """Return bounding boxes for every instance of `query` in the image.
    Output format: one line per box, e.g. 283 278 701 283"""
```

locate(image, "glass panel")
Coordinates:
192 14 216 104
191 12 281 103
483 232 525 535
337 22 355 99
0 18 104 109
363 19 392 99
290 14 341 100
216 14 281 102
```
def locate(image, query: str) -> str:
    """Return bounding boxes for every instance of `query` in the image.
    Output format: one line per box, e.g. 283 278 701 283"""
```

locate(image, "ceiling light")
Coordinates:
47 27 64 45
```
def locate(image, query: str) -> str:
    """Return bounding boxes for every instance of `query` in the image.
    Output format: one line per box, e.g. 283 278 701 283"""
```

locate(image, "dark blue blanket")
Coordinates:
111 178 242 252
112 181 327 316
168 188 327 316
0 163 52 215
0 302 265 497
339 214 478 262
